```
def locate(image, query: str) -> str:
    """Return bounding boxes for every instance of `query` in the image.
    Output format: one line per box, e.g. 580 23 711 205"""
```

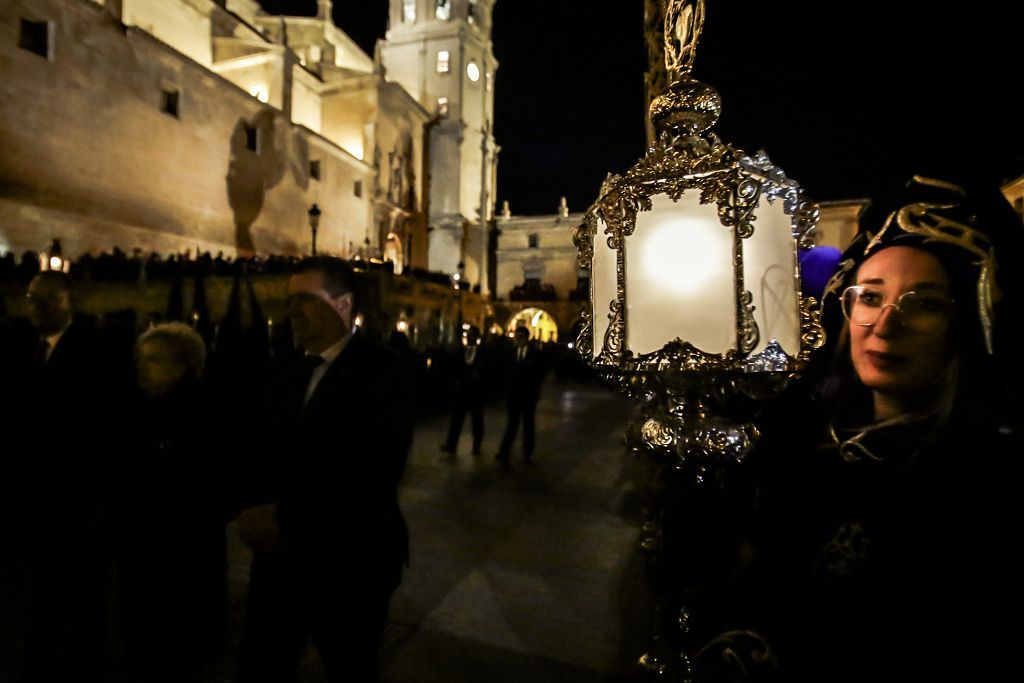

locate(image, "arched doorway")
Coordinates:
506 307 558 343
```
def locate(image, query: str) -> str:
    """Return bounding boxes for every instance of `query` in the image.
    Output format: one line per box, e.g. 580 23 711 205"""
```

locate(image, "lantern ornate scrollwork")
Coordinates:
578 0 824 442
576 1 825 679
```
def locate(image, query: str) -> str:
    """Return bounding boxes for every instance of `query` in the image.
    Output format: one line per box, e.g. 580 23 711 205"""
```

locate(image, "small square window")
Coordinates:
436 50 450 74
160 89 179 118
19 19 50 59
528 233 539 248
354 180 363 198
245 125 258 152
310 159 321 181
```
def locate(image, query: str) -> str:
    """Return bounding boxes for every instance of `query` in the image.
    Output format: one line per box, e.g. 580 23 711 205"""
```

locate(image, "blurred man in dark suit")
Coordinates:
496 326 546 466
441 326 486 458
236 257 414 683
4 271 127 682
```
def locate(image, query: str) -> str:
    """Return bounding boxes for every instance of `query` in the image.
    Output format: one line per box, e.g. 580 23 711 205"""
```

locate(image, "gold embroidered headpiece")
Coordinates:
823 176 1006 355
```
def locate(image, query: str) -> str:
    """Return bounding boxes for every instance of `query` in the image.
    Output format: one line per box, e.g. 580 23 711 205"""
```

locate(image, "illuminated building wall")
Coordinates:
495 207 583 302
381 0 498 293
0 0 430 269
121 0 213 66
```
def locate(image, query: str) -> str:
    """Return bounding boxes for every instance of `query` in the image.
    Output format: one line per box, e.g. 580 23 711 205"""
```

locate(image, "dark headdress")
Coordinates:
821 175 1019 357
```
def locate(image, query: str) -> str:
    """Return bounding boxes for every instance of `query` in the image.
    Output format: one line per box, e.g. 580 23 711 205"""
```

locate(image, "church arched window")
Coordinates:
402 0 416 23
435 0 451 21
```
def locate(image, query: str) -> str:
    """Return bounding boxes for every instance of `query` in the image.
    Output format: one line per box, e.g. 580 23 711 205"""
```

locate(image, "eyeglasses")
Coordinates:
840 285 954 330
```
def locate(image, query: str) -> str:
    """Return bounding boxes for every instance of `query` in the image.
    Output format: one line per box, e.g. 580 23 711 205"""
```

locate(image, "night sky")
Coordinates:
262 1 1024 215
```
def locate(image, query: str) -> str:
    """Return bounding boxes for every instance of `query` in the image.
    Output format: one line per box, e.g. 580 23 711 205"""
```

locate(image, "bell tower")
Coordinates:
380 0 499 295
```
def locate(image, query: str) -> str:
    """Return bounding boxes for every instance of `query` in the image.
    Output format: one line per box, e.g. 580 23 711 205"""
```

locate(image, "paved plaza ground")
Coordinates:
0 377 653 682
201 378 652 683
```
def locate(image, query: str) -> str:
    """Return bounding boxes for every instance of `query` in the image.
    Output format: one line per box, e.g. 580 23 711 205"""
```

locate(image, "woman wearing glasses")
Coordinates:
708 177 1021 682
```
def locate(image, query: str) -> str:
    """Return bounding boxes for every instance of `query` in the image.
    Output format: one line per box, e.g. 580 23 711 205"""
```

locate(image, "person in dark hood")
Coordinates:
706 175 1022 682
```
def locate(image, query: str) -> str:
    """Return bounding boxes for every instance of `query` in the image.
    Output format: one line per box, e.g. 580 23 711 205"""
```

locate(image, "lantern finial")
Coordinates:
649 0 720 138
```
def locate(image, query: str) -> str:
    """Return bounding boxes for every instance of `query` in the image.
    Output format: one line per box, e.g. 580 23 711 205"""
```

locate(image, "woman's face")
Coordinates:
136 338 188 398
848 246 955 414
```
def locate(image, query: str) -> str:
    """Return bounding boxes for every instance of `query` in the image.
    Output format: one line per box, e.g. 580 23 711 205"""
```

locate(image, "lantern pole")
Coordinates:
573 1 825 678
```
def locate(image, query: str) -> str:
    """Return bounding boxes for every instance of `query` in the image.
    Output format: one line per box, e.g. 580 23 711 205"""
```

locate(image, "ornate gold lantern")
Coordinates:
575 0 823 473
573 1 825 676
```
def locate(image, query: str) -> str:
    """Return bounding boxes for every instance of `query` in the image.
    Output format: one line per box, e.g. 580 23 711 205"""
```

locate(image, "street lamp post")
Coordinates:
452 260 466 343
40 238 69 273
308 204 322 256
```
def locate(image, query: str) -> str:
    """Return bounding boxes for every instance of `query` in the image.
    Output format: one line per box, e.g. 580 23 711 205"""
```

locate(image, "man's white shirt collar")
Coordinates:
304 332 353 405
43 321 71 362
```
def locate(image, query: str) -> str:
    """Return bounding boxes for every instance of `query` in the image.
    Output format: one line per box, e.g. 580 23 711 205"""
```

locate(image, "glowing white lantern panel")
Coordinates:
742 196 801 356
626 193 736 356
591 216 619 359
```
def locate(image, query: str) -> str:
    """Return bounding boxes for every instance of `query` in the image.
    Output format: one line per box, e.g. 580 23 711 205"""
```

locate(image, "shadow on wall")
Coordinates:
226 110 310 255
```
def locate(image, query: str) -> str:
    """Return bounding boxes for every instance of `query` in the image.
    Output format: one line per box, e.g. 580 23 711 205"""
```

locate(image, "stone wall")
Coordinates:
495 212 584 300
0 0 371 258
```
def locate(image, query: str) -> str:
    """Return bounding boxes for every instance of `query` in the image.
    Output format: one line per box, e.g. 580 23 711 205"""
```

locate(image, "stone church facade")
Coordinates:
380 0 498 294
1 0 498 280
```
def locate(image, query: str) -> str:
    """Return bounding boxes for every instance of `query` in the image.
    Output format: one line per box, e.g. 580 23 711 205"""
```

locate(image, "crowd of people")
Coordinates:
0 254 573 682
0 244 457 289
0 173 1021 681
438 325 551 466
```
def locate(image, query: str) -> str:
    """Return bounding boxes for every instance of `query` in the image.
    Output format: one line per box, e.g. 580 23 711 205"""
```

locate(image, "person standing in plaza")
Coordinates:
496 325 546 466
441 325 486 458
235 256 414 683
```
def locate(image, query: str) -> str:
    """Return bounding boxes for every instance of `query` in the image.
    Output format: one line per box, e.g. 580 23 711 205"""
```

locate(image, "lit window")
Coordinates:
18 19 50 60
160 89 180 118
436 50 450 74
435 0 450 21
437 96 449 117
354 180 363 197
402 0 416 23
310 160 321 181
468 0 478 25
466 61 480 82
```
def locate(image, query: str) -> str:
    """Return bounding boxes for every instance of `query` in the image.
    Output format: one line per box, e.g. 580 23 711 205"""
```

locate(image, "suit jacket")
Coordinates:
506 344 545 404
249 331 414 590
7 316 126 544
451 344 485 392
